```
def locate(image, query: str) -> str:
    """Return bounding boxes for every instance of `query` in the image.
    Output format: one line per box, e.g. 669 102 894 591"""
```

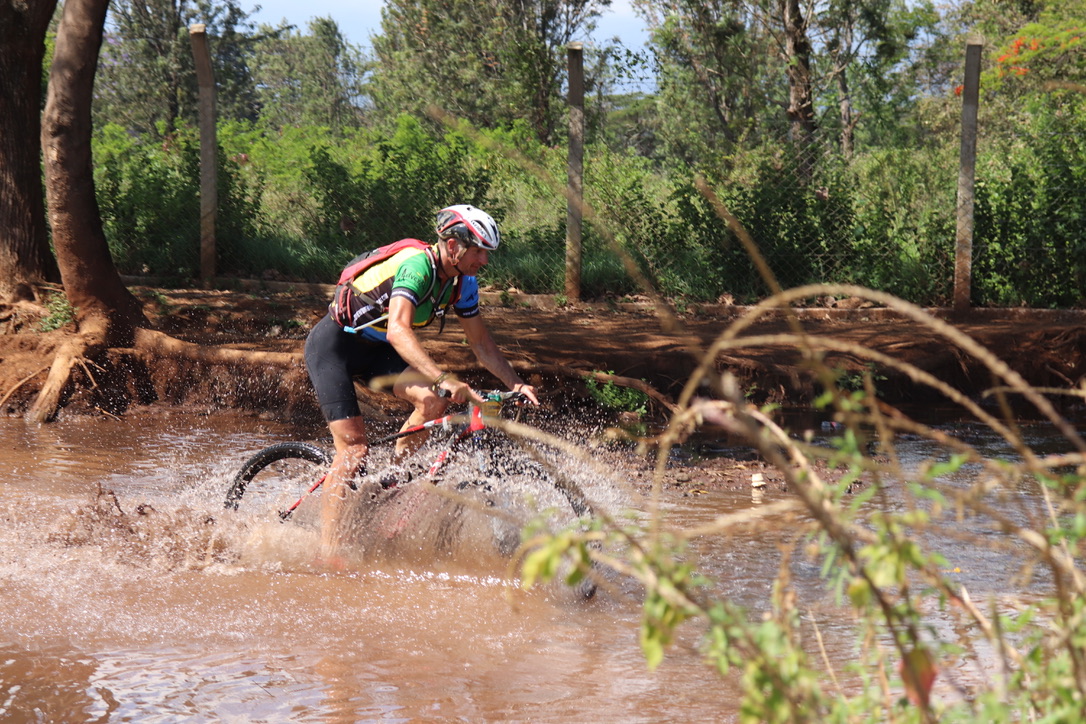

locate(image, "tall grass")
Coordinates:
499 172 1086 718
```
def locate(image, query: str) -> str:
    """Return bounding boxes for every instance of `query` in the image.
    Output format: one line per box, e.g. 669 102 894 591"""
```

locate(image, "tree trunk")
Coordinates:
834 22 857 159
780 0 817 178
0 0 62 300
33 0 147 422
837 70 855 158
41 0 146 340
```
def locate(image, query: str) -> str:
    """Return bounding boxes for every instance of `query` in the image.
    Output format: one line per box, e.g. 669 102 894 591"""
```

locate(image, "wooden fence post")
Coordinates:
565 43 584 302
954 43 982 312
189 24 217 284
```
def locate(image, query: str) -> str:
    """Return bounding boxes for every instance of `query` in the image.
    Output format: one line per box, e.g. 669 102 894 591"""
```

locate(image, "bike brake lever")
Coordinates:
512 389 536 404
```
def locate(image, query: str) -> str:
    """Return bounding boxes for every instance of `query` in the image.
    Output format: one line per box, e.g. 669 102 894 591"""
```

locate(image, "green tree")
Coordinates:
634 2 769 161
369 0 610 144
816 0 945 154
636 0 948 168
987 9 1085 90
969 1 1086 307
250 17 368 131
93 0 262 136
581 41 663 156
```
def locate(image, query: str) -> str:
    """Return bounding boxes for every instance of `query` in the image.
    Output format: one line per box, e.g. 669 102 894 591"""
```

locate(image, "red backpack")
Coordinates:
328 238 444 333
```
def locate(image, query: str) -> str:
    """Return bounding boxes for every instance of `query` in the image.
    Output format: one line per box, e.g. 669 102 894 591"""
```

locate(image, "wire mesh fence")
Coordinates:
104 85 1085 310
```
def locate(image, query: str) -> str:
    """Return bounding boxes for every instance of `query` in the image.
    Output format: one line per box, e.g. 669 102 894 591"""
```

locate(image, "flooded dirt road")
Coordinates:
0 415 753 722
0 413 1064 721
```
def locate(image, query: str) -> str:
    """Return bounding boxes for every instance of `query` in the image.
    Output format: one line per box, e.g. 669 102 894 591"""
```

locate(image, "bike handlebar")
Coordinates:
368 389 529 447
481 389 528 403
435 386 529 405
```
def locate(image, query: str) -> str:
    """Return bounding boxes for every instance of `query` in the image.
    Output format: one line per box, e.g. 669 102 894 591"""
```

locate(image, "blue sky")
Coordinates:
246 0 650 51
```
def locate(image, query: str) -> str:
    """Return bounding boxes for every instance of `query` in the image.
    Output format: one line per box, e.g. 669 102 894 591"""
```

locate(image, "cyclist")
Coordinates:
303 204 539 562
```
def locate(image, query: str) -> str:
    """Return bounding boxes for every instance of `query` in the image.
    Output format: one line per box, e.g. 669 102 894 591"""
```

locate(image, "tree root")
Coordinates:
130 328 301 367
27 339 84 422
0 366 49 410
24 328 678 423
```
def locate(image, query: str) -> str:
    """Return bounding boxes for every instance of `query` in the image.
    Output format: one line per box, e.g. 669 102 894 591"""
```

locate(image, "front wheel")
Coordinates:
225 442 333 522
467 438 599 599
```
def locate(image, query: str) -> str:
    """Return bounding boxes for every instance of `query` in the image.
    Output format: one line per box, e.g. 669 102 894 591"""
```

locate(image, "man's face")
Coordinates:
454 244 489 275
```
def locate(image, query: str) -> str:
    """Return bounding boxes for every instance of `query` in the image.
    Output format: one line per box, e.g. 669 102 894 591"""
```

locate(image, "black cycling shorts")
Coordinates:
304 313 408 422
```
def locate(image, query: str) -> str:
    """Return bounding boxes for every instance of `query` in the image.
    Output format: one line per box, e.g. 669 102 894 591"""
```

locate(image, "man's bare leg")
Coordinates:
392 370 450 462
319 416 369 564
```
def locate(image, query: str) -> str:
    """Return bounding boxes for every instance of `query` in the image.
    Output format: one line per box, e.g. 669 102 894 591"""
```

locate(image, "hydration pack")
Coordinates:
328 239 451 334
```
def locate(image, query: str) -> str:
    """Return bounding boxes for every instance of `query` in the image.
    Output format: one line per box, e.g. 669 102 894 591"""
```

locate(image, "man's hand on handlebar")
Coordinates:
512 382 539 406
437 377 480 405
433 379 538 407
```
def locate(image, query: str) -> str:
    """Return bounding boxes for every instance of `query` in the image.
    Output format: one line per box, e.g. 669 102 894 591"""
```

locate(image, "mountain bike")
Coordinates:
225 390 597 596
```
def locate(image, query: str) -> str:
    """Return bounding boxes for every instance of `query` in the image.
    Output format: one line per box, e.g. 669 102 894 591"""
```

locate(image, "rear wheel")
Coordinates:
225 442 333 522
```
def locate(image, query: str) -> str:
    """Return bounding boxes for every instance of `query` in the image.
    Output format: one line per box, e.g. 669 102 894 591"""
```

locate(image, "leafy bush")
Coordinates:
584 372 648 415
92 104 1084 309
973 92 1086 308
94 123 200 277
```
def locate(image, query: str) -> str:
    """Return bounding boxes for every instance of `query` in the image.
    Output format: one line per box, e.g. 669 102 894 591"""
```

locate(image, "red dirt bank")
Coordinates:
3 287 1086 424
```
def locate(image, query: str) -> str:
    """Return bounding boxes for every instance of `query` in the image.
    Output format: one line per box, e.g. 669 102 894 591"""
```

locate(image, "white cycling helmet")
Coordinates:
435 204 501 251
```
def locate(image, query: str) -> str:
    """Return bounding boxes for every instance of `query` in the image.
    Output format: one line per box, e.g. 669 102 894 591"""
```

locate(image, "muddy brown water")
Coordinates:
0 413 1063 721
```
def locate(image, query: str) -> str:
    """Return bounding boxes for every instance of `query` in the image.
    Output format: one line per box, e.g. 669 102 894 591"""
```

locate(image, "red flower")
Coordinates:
954 84 964 96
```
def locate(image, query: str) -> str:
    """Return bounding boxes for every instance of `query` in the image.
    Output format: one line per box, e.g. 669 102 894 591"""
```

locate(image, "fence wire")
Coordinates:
105 86 1084 310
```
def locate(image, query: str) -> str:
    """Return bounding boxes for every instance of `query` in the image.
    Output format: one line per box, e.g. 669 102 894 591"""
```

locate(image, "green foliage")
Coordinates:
95 2 365 137
584 372 649 415
38 293 76 332
847 145 956 302
973 91 1086 307
92 116 497 281
369 0 609 145
96 0 257 136
836 362 888 393
985 18 1085 90
250 17 368 131
89 95 1080 309
94 123 201 277
638 0 950 168
82 1 1083 309
640 557 700 670
298 116 494 273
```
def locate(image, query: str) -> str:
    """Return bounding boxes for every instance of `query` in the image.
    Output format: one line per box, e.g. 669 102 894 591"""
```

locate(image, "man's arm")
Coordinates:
458 314 539 404
386 295 442 381
386 296 477 401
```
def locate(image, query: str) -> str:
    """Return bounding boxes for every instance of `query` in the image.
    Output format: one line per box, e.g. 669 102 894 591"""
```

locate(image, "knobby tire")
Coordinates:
467 435 599 599
224 441 333 512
